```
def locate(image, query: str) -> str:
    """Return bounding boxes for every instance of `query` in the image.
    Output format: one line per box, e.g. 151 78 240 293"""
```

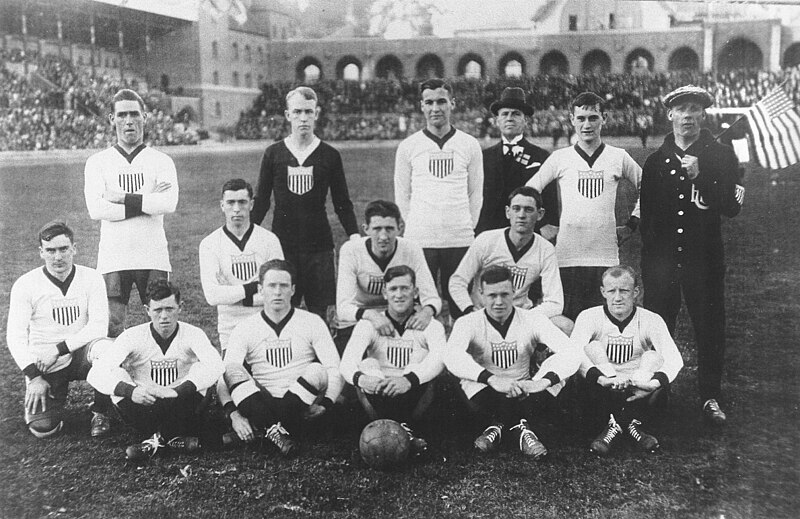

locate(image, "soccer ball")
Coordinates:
359 419 410 470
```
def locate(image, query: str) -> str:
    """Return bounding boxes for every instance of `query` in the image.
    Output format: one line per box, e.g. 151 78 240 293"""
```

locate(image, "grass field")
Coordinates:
0 140 798 518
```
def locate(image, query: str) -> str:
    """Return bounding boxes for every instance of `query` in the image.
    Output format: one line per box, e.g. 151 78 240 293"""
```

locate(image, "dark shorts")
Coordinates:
283 249 336 308
560 266 606 321
104 269 169 304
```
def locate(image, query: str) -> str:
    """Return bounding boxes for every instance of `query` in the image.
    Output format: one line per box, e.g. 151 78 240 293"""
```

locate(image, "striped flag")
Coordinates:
746 84 800 169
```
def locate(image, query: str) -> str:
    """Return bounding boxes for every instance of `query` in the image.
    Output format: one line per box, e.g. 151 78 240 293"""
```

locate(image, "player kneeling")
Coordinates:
572 266 684 456
340 265 446 457
444 266 580 458
219 259 343 456
88 280 224 461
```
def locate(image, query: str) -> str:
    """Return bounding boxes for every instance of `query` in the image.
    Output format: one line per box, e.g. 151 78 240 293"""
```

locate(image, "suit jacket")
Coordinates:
476 138 558 235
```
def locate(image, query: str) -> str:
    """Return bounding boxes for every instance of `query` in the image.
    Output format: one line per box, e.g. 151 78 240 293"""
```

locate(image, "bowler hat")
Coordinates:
490 87 534 116
663 85 714 109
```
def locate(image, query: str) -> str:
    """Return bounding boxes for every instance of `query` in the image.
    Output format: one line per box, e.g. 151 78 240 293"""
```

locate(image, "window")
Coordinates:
609 14 615 30
232 71 239 87
569 15 577 31
211 41 218 59
282 28 287 40
232 42 239 60
213 71 219 85
257 46 264 64
245 45 251 63
257 74 264 84
214 101 221 117
245 72 252 88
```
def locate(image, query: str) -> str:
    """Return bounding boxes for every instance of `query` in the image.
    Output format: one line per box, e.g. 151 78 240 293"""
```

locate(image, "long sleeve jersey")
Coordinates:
7 265 108 379
449 229 563 317
252 138 359 252
87 321 223 404
394 128 483 248
336 237 441 328
527 143 641 268
84 144 178 273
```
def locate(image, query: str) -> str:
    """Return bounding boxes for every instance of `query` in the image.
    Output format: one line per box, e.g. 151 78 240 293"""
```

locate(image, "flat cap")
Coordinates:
663 85 714 109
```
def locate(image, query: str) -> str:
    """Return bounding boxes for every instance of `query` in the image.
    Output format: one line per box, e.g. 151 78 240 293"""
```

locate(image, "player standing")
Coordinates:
340 265 446 455
526 92 641 320
220 260 344 455
87 280 224 461
572 266 683 455
199 178 283 351
444 266 580 457
394 78 483 321
335 200 440 354
640 85 744 425
84 89 178 338
6 221 112 438
252 87 360 323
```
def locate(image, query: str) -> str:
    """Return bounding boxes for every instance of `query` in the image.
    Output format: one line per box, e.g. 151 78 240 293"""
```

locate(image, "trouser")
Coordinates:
357 382 434 424
559 266 606 321
423 247 469 320
466 387 555 437
642 259 726 402
115 391 207 441
104 269 169 337
282 248 336 323
584 382 667 431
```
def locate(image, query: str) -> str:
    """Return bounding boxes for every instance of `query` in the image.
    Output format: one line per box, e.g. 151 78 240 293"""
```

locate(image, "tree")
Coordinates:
368 0 445 38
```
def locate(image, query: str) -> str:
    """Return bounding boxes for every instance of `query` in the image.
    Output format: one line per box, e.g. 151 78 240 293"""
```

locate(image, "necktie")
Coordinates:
504 144 515 157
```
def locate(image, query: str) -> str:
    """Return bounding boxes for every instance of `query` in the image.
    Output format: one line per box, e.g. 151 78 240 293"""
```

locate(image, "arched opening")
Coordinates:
539 50 569 75
718 38 763 71
416 53 444 79
582 49 611 75
457 53 485 79
336 55 362 81
375 54 404 80
668 47 700 71
296 56 323 83
783 43 800 68
625 48 654 74
499 52 526 77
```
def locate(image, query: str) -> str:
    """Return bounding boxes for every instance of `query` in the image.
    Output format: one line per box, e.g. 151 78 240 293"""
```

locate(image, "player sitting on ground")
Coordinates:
340 265 446 456
335 200 440 355
220 259 344 456
6 221 112 439
199 178 284 351
444 266 580 458
571 265 683 456
449 186 571 334
87 280 224 461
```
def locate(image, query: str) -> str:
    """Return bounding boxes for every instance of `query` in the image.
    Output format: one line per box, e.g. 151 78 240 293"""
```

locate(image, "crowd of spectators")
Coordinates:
0 49 199 151
236 66 800 142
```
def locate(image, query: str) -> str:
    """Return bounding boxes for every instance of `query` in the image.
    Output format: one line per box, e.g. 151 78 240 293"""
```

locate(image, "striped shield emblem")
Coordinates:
366 274 385 295
264 339 292 368
506 265 528 291
428 151 454 179
287 166 314 195
491 341 518 370
605 334 635 364
150 358 179 387
386 339 413 369
51 298 80 326
577 170 604 199
117 167 145 193
231 253 258 281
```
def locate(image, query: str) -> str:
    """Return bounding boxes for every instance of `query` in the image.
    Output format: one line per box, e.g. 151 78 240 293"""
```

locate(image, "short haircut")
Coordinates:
221 178 253 199
418 78 453 97
571 91 605 113
111 89 145 113
384 264 416 286
478 265 513 287
38 220 74 245
507 186 543 210
285 86 318 107
146 279 181 304
602 265 640 287
259 258 297 285
364 200 402 226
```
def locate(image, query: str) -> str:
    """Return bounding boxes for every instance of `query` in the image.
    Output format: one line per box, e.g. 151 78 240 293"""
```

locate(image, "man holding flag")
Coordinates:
639 85 744 426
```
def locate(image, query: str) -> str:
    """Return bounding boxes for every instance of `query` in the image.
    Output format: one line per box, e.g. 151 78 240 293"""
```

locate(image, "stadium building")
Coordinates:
1 0 798 127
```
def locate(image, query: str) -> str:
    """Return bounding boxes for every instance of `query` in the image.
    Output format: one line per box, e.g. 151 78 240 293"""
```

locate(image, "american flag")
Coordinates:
746 84 800 169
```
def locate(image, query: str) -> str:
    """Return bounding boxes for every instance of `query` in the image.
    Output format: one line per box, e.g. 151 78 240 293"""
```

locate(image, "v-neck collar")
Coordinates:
603 305 636 333
223 223 254 252
42 266 76 296
574 142 605 168
423 126 456 149
114 143 146 164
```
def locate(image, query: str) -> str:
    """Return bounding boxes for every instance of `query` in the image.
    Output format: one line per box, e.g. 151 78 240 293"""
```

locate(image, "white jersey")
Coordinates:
444 308 578 398
336 237 441 328
527 143 640 267
572 306 683 383
84 144 179 274
199 223 284 349
224 308 343 402
340 314 446 385
394 128 483 248
87 321 223 404
449 229 563 317
7 265 108 376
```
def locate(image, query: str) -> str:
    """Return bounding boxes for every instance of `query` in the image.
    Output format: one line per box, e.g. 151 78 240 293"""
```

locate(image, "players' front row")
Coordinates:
9 220 687 461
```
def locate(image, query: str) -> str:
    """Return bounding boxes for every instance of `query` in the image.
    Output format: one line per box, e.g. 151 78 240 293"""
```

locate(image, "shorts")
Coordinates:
104 269 169 304
283 249 336 308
